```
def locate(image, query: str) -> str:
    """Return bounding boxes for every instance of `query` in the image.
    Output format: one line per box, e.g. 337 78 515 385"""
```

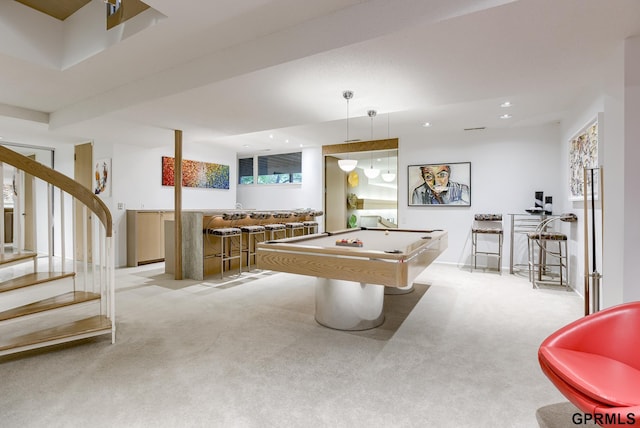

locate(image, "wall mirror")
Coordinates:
323 139 398 232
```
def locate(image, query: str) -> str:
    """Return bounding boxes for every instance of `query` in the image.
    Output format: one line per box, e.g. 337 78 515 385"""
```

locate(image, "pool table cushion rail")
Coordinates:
256 228 447 287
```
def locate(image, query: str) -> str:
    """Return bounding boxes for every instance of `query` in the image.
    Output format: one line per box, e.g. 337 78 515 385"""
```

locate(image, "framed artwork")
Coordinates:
569 114 600 201
94 158 112 196
162 156 230 189
3 183 15 206
408 162 471 206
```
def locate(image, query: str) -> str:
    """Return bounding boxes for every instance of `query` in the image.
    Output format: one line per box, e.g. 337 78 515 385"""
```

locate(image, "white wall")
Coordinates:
548 35 640 308
623 35 640 303
91 135 239 267
397 124 562 270
237 124 563 275
12 34 637 295
236 146 324 217
21 135 315 269
554 37 640 309
558 102 606 302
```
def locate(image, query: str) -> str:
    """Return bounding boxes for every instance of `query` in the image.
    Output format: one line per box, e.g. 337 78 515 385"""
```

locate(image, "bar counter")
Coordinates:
162 209 323 280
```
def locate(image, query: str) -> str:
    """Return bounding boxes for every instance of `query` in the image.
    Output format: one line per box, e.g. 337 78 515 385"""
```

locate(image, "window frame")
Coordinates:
238 151 303 186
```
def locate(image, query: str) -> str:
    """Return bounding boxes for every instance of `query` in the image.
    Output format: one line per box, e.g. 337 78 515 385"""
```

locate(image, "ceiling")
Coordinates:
14 0 91 21
1 0 639 156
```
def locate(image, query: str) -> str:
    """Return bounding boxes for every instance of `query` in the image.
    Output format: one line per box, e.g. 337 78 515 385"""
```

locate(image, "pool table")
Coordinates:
256 227 447 330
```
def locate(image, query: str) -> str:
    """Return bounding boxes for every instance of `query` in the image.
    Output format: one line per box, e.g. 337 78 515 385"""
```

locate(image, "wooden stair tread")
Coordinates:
0 252 37 266
0 271 75 293
0 315 112 353
0 291 100 322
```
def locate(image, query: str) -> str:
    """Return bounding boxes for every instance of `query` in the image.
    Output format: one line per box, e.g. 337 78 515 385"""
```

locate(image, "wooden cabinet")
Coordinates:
127 210 174 266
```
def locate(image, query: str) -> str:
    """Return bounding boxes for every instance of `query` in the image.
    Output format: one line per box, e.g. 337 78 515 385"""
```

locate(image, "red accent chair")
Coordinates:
538 302 640 427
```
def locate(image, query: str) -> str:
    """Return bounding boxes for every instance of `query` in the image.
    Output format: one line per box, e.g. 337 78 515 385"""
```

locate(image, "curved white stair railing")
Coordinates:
0 145 115 357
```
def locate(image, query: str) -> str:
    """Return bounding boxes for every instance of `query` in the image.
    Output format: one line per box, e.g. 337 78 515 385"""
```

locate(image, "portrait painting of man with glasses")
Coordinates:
409 162 471 206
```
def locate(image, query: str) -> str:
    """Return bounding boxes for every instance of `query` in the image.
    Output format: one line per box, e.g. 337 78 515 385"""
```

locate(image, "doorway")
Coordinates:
1 142 55 252
74 142 93 262
322 139 398 232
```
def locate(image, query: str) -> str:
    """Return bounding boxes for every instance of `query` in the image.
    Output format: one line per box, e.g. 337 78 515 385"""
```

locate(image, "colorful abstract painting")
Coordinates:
162 156 230 189
569 115 599 201
94 158 112 197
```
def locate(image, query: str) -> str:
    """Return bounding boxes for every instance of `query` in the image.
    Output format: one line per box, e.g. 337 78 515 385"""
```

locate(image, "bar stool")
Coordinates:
285 220 304 238
302 221 318 235
527 232 568 289
267 212 290 240
471 214 503 274
286 210 309 237
241 212 269 270
264 223 286 240
203 213 244 279
303 210 323 235
527 213 577 289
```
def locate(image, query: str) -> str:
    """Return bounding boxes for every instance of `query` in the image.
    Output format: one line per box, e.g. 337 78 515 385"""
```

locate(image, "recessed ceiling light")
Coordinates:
299 144 303 148
501 101 512 108
500 114 512 119
285 139 289 143
422 122 432 127
269 134 274 139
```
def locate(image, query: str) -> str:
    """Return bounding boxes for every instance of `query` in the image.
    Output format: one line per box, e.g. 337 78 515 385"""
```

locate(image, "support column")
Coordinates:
174 129 183 280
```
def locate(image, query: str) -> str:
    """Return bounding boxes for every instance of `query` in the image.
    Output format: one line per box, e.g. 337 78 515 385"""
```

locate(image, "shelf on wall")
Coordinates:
355 198 397 210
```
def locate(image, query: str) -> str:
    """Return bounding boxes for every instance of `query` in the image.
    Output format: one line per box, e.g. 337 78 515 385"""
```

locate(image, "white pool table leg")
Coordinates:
314 278 385 330
384 284 414 295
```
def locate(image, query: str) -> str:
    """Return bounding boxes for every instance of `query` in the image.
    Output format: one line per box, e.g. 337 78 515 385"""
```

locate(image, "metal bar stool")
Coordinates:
285 221 305 238
267 212 290 240
242 212 269 270
286 210 308 237
302 210 323 235
203 213 244 279
264 224 286 240
471 214 503 274
527 213 577 289
302 221 318 235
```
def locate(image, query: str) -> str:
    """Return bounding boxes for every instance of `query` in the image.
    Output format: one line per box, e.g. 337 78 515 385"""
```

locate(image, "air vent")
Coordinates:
463 127 486 131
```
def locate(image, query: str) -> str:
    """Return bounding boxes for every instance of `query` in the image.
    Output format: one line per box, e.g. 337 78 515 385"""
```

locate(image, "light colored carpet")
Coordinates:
536 403 598 428
0 263 584 428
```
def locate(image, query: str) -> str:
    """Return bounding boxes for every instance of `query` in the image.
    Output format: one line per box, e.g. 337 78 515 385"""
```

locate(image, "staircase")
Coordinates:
0 146 115 357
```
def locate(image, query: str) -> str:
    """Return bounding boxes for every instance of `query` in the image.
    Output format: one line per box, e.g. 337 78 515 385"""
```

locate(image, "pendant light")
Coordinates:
364 110 380 179
338 90 358 172
381 151 396 182
381 113 396 182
